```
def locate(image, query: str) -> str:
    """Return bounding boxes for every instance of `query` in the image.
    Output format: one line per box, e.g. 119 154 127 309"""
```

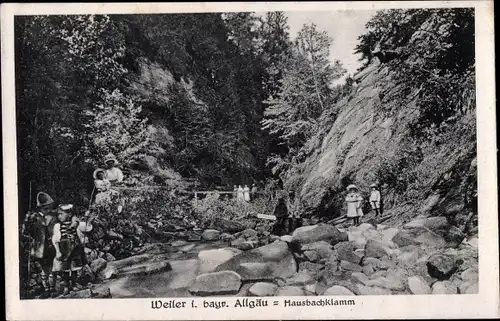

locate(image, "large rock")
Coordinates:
237 229 259 239
291 224 347 247
62 289 92 299
392 231 419 247
340 260 362 273
276 286 305 296
285 270 316 286
432 281 459 294
404 217 448 232
356 284 392 295
98 265 119 280
299 262 323 274
215 218 246 233
365 240 388 258
189 271 242 296
323 285 356 296
364 276 405 291
334 242 362 264
214 241 297 281
351 272 370 285
301 241 335 261
198 247 243 274
90 258 108 274
427 254 459 280
248 282 278 297
91 286 112 298
201 229 221 241
408 276 431 294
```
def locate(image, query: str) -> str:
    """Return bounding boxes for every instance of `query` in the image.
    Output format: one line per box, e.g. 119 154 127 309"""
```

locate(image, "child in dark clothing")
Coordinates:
52 204 86 295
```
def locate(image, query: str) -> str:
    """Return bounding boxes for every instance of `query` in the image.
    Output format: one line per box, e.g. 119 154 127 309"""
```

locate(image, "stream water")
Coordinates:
96 240 237 298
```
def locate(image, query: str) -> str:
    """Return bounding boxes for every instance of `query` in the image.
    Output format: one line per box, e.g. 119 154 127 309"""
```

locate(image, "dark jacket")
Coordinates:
26 211 58 259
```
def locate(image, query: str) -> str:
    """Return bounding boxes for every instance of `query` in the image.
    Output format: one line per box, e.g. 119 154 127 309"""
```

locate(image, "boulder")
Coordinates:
364 276 405 291
248 282 278 297
215 218 246 233
201 229 221 241
392 231 419 247
237 229 259 239
415 232 447 248
432 281 459 294
340 260 362 273
91 286 112 298
299 262 323 274
198 248 243 274
404 216 448 232
78 265 95 285
98 265 118 280
285 270 316 286
460 267 478 283
445 226 466 248
109 254 152 270
62 289 92 299
323 285 356 296
233 240 259 251
214 241 297 281
334 242 362 265
105 253 116 262
365 240 388 258
351 272 370 285
427 254 459 280
301 241 335 260
303 250 320 262
280 235 292 243
276 286 305 296
90 258 107 274
356 284 392 295
189 271 242 296
291 224 347 247
408 276 431 294
220 233 235 242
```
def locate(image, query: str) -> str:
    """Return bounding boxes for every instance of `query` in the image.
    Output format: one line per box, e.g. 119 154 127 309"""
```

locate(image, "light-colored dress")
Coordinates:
346 193 363 218
243 186 251 202
94 178 120 212
237 187 245 201
369 190 381 209
106 167 124 184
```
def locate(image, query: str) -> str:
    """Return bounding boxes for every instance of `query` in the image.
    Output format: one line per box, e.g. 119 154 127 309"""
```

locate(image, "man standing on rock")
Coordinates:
369 183 382 216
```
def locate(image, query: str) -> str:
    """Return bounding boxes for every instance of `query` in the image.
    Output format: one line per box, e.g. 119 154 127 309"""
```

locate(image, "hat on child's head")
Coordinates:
104 153 118 165
58 204 74 212
36 192 54 207
346 184 358 191
93 168 106 180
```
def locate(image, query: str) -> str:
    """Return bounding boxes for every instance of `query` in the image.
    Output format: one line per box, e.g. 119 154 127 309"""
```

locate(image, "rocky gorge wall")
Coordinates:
291 58 476 230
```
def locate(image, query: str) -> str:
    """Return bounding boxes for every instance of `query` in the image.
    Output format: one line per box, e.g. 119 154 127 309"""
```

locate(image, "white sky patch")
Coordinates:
256 10 375 85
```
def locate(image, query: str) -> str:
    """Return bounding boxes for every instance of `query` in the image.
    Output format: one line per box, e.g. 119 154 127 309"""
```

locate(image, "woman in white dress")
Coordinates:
243 185 251 202
237 185 245 202
345 184 363 226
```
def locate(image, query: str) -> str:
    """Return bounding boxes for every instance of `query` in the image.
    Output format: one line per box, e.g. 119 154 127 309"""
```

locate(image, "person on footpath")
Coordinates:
243 184 251 202
251 183 258 201
369 183 382 216
345 184 363 226
52 204 87 295
104 153 124 185
233 185 238 199
286 191 302 234
23 192 59 298
271 191 289 236
103 154 124 213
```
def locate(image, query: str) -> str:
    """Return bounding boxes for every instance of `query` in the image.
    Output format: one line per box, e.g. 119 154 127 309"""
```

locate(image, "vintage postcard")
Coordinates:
2 1 498 320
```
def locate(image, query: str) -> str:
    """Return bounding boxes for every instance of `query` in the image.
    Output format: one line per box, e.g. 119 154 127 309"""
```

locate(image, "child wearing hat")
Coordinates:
52 204 86 295
369 183 381 216
345 184 363 226
104 153 124 185
24 192 59 298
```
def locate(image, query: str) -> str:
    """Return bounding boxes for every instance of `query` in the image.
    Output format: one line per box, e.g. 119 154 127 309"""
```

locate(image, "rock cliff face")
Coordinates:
292 58 476 229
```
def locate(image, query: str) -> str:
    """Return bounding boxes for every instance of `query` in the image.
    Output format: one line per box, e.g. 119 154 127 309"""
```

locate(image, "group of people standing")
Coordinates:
345 183 383 226
233 184 258 202
21 153 125 298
